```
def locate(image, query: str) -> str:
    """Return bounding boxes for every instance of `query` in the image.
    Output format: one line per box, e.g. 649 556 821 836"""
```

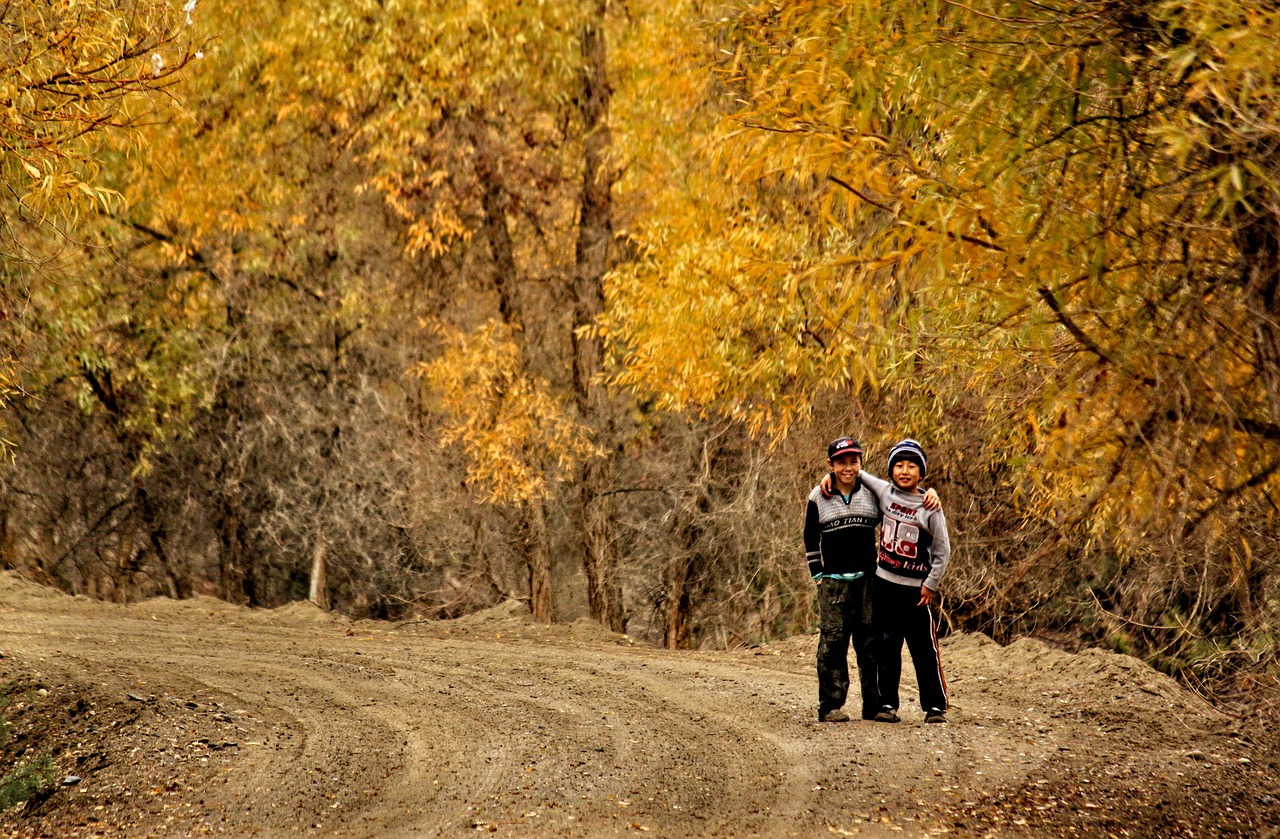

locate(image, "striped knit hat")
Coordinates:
887 439 927 478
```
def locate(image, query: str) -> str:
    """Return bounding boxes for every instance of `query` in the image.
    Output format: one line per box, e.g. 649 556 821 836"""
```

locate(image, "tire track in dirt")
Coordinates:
370 643 819 836
3 604 958 837
3 574 1277 838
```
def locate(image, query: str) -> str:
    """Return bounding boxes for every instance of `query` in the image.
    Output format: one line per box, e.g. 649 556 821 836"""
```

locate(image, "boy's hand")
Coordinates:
917 586 936 607
824 473 941 507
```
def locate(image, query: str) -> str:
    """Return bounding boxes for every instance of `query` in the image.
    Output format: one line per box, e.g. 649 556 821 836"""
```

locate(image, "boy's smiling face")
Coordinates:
829 452 861 491
892 459 922 492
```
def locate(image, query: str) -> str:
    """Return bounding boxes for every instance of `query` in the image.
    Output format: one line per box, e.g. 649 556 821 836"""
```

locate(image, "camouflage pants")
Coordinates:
816 575 879 718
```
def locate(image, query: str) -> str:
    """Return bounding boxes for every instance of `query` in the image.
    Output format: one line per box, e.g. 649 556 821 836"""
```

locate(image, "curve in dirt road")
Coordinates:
2 573 1276 838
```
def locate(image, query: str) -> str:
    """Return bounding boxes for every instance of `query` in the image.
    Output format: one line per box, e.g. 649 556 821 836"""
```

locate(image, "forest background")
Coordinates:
2 0 1278 706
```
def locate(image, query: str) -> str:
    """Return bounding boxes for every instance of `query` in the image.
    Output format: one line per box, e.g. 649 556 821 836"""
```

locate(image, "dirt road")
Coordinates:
1 573 1276 837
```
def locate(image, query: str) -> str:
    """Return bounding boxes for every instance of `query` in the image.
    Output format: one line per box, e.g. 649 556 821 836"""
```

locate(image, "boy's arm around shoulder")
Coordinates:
858 470 941 510
857 470 893 502
922 507 951 592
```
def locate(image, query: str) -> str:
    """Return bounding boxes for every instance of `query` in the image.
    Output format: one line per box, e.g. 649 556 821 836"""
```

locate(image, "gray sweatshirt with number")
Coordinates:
858 472 951 591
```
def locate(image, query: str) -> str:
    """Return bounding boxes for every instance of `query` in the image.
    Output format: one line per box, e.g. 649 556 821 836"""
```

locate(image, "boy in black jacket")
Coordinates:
804 438 882 722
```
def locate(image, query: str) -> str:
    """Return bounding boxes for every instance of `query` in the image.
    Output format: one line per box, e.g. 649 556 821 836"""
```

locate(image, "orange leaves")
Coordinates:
605 3 954 439
1 0 201 223
266 0 596 258
606 0 1280 562
404 208 472 259
603 197 906 437
0 358 16 459
414 322 601 503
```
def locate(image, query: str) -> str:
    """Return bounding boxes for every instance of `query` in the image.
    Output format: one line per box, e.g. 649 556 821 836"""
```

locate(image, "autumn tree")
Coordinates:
240 0 643 624
606 0 1280 665
0 0 207 592
0 0 198 219
0 0 200 456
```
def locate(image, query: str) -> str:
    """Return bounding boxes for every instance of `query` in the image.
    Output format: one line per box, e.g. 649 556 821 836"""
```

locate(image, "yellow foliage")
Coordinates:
415 322 601 504
0 359 17 459
0 0 199 223
608 0 1280 551
604 0 928 438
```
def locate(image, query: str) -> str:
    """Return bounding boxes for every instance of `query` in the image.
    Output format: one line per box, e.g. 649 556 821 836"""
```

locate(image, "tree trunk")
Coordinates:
112 509 138 603
663 550 695 650
0 502 12 571
571 3 625 633
137 485 185 599
665 478 711 649
580 459 624 631
663 428 736 648
479 170 522 331
476 145 560 624
527 499 553 623
310 539 329 611
217 489 250 604
571 11 612 416
1242 216 1280 426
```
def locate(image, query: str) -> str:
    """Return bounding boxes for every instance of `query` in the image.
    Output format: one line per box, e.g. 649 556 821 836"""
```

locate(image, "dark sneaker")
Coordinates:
819 709 851 723
861 708 879 721
925 709 947 724
873 707 900 723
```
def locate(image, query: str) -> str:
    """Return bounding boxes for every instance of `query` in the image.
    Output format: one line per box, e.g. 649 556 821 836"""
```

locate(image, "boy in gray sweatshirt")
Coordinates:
861 439 951 723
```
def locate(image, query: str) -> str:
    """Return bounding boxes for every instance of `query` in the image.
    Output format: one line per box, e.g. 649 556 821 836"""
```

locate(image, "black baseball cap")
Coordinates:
827 437 863 461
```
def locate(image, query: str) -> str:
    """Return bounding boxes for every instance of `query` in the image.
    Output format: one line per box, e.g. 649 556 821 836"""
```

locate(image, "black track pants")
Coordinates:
873 576 948 712
816 576 879 718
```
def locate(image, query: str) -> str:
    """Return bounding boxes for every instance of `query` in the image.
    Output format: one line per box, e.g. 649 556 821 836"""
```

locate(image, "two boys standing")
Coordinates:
803 437 951 725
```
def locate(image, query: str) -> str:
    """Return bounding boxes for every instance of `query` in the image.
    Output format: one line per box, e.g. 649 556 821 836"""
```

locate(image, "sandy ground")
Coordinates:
1 572 1277 838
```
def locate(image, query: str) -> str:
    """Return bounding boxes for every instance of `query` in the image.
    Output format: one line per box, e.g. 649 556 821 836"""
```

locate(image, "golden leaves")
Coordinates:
605 0 1280 557
404 207 472 258
1 0 200 223
0 358 17 459
414 321 601 503
269 0 595 256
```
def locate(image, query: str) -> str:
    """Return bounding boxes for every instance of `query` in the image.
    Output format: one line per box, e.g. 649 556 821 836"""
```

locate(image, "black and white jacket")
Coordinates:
803 477 881 578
